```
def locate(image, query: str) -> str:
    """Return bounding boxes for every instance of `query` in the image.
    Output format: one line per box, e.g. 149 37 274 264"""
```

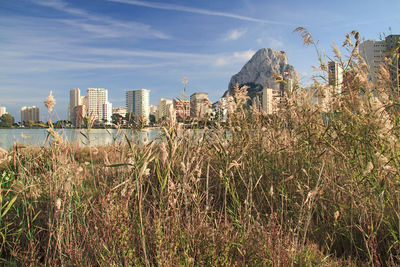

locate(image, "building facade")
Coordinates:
328 61 343 94
0 107 6 117
190 92 212 119
156 98 173 121
21 106 40 124
87 88 111 123
112 107 127 118
126 89 150 124
261 88 281 115
359 39 386 80
69 88 81 122
102 101 112 124
214 97 230 122
360 35 400 88
385 35 400 91
173 99 190 120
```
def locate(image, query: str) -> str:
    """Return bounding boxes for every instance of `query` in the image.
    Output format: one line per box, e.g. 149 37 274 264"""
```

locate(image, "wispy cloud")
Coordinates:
214 50 255 66
31 0 169 39
0 16 254 73
109 0 289 25
256 36 284 49
224 29 247 41
267 37 284 48
32 0 87 16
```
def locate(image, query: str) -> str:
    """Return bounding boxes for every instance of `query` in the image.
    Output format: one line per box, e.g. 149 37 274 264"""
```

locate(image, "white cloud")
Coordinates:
267 37 284 48
214 50 255 66
224 29 247 41
32 0 87 16
255 37 284 48
233 50 256 60
109 0 289 25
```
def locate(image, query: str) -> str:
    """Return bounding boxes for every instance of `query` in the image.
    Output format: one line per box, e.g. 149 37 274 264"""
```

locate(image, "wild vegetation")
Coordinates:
0 30 399 266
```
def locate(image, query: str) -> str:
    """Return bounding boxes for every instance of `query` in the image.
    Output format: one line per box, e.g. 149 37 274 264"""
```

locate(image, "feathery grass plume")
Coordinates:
2 30 400 266
44 90 56 112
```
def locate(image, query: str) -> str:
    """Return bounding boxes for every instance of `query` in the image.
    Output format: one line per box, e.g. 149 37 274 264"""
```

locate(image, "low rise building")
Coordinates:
173 99 190 120
112 107 127 118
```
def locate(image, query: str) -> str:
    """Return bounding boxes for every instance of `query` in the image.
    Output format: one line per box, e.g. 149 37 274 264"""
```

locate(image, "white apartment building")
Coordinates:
360 35 400 88
261 88 281 115
328 61 343 94
102 101 113 124
87 88 111 123
359 39 387 80
157 98 173 121
0 107 6 117
126 89 150 124
21 106 40 123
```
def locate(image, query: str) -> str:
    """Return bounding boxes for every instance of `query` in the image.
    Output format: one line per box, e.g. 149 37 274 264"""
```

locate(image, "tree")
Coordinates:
149 114 156 125
111 113 123 125
0 113 14 127
26 120 34 128
124 112 137 127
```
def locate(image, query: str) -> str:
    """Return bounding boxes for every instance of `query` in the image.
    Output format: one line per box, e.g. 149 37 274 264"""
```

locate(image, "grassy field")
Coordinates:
0 31 399 266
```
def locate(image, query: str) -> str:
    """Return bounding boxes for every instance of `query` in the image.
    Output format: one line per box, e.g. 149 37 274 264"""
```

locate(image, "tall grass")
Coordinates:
0 31 399 266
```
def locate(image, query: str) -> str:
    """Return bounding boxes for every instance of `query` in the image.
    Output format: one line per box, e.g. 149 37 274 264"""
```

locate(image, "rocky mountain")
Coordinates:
224 48 299 98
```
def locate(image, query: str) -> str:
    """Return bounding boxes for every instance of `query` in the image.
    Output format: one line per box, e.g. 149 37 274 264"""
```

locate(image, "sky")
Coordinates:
1 0 399 122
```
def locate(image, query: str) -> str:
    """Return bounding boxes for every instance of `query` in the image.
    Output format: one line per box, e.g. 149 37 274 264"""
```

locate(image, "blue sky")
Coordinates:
1 0 399 122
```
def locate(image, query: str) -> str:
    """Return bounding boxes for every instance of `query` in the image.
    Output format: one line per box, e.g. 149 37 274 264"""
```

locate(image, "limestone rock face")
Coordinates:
225 48 299 96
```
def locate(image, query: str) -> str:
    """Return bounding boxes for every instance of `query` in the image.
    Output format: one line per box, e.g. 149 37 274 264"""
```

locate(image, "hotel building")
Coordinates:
87 88 112 124
21 106 40 124
126 89 150 124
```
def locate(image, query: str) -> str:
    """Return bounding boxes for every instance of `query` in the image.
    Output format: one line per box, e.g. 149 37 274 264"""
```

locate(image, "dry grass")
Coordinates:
0 31 399 266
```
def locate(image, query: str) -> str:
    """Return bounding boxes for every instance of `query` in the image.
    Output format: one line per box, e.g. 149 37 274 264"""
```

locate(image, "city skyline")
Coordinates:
1 0 399 121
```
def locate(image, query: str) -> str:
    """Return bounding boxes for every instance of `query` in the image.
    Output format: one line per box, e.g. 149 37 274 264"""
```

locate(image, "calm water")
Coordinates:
0 128 163 150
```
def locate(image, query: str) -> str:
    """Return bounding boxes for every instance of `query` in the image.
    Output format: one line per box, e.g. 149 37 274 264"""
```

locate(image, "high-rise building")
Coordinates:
157 98 173 121
87 88 111 123
69 88 81 122
385 35 400 91
0 107 6 117
173 99 190 120
360 35 399 89
126 90 136 114
261 88 281 115
328 61 343 94
102 101 113 124
190 92 212 119
359 40 386 80
126 89 150 124
385 35 400 51
21 106 40 124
